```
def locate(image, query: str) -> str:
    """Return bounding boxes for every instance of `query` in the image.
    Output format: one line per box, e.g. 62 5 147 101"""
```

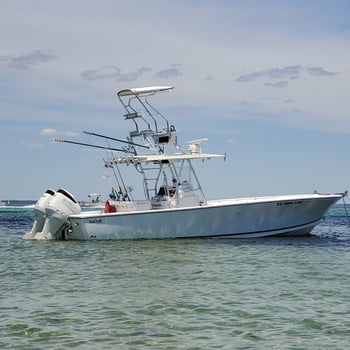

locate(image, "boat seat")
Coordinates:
158 186 167 196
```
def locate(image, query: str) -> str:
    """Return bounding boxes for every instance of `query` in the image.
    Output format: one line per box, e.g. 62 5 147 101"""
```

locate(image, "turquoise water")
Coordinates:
1 204 350 349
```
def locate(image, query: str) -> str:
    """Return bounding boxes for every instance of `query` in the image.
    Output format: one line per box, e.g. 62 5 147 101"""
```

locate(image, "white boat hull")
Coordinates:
66 193 341 240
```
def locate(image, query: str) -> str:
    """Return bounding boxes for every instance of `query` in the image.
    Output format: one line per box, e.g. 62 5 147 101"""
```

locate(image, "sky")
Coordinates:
1 0 350 201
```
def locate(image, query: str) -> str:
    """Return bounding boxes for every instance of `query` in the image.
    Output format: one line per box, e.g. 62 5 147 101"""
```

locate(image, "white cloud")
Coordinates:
40 129 78 137
0 50 58 69
40 128 57 136
154 64 183 79
80 65 121 80
80 64 182 82
306 66 336 76
235 65 337 84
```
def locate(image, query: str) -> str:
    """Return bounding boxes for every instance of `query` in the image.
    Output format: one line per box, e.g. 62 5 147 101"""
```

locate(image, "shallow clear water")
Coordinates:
1 204 350 349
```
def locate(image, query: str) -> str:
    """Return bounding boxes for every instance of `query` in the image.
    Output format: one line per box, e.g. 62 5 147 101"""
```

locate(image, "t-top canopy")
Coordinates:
117 86 174 97
105 152 225 166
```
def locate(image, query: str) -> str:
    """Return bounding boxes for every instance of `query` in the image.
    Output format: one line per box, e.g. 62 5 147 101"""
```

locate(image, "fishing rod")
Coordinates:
83 131 150 149
55 139 124 152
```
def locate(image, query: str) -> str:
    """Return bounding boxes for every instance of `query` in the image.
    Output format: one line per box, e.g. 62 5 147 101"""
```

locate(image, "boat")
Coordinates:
24 86 345 240
0 200 8 207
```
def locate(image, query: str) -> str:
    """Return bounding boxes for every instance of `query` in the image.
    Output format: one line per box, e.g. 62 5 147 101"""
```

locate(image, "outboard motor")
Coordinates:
34 189 81 240
23 189 55 239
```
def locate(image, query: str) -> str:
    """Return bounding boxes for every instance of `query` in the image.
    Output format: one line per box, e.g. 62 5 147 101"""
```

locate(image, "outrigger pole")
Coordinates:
82 131 150 149
54 139 124 152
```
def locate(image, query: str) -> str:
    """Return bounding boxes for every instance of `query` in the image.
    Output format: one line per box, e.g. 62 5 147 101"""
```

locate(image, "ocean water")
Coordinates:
1 202 350 349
